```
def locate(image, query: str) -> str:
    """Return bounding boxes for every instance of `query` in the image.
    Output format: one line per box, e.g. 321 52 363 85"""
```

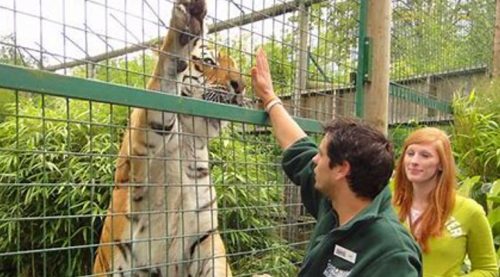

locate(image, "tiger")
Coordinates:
92 0 245 276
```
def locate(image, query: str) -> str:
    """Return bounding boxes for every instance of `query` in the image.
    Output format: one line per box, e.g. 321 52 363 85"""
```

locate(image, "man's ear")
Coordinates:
336 160 351 179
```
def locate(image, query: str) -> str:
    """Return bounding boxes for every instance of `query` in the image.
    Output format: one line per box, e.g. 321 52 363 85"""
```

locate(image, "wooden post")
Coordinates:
293 3 309 117
363 0 391 135
493 0 500 77
87 63 96 79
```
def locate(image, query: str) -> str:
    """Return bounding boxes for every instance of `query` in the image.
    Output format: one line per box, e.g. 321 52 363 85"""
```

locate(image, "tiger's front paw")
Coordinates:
171 0 207 46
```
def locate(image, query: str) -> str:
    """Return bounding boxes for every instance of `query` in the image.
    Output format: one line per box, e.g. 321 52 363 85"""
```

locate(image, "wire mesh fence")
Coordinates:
389 0 496 125
0 0 340 276
0 89 311 276
0 0 496 276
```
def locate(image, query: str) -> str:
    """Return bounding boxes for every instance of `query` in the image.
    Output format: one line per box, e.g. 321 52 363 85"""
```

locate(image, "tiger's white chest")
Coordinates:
114 136 218 276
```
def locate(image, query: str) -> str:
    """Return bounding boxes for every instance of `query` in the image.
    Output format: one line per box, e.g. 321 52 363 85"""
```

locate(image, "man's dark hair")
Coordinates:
323 117 394 199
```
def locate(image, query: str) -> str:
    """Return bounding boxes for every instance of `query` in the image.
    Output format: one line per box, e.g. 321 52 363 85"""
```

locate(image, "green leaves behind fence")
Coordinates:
0 95 127 276
210 128 304 276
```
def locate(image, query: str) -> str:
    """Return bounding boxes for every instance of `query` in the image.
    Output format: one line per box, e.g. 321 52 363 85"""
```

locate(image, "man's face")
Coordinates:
312 136 337 195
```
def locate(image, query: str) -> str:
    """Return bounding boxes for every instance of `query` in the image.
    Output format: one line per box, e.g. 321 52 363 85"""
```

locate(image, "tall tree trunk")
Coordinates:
493 0 500 77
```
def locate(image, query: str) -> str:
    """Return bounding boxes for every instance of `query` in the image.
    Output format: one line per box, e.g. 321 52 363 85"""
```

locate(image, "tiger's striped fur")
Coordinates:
93 0 245 275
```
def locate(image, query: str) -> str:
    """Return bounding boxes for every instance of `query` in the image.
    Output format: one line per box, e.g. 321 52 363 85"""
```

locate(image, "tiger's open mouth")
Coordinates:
202 86 244 106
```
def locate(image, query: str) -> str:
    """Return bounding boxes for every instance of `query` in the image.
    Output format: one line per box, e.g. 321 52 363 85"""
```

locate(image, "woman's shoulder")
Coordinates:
453 195 486 219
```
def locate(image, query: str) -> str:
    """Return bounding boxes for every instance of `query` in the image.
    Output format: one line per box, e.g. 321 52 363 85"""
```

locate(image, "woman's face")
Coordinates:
404 142 442 187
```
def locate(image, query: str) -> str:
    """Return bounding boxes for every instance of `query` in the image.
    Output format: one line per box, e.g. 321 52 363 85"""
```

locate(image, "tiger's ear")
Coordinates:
218 50 230 60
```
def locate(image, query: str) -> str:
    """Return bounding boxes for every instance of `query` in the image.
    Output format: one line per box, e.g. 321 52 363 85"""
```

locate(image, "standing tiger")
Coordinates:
93 0 245 276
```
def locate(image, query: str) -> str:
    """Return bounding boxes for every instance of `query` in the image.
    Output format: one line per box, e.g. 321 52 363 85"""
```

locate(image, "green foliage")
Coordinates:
0 89 16 122
233 244 303 276
73 54 156 89
453 79 500 257
452 80 500 182
210 128 302 275
0 96 127 276
306 0 495 83
0 34 38 67
307 1 358 85
261 40 295 95
389 123 422 159
0 34 38 123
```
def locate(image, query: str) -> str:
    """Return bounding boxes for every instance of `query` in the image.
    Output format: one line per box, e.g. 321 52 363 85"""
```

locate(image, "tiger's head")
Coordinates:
179 44 246 106
178 44 246 136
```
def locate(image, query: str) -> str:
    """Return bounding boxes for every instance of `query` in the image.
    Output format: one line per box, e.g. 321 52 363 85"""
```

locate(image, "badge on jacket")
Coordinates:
333 245 357 263
323 261 352 277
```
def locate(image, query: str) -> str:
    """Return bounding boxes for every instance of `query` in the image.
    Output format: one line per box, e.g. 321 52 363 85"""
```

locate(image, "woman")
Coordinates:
393 127 497 276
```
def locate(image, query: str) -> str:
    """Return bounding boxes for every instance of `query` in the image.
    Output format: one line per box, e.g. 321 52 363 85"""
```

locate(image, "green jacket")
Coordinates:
282 137 422 277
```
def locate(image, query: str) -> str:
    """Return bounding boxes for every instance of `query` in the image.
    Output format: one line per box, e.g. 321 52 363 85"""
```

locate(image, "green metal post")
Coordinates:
355 0 369 118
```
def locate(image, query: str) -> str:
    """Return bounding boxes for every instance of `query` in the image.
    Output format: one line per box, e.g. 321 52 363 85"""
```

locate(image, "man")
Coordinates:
250 48 422 277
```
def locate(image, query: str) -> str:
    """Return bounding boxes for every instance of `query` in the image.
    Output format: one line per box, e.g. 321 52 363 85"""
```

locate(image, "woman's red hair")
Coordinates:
393 127 456 252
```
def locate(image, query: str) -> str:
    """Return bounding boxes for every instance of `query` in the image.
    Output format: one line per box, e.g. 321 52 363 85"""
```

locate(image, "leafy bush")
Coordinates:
210 129 303 275
0 95 126 276
0 89 16 122
452 79 500 182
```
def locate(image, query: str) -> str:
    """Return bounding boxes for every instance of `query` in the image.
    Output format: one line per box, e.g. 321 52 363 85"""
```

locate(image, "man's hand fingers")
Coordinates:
256 48 266 70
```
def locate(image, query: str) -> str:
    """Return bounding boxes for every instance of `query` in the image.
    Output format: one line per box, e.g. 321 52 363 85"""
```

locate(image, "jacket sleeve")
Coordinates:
366 251 422 277
463 200 498 277
281 137 323 219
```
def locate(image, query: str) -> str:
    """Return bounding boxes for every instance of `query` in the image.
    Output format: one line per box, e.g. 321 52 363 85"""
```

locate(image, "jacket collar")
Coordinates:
331 186 392 233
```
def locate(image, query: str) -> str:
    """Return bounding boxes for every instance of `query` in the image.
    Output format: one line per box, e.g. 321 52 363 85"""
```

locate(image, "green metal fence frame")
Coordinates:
389 82 451 113
0 63 324 133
